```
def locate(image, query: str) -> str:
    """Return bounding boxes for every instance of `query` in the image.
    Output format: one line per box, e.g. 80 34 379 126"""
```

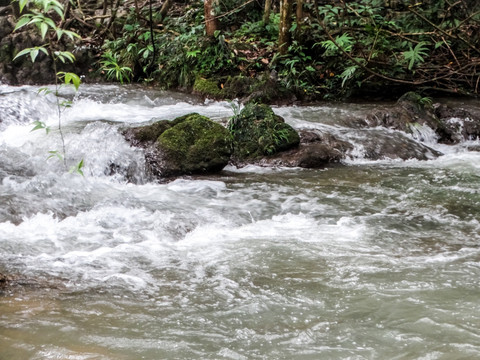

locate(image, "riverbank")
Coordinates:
1 1 479 102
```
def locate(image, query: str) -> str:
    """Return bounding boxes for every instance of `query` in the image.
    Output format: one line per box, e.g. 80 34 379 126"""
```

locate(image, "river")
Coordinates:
1 84 480 359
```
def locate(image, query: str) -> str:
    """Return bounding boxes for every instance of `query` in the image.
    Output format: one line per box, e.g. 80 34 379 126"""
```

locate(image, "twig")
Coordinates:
442 36 461 67
211 0 254 21
408 6 480 55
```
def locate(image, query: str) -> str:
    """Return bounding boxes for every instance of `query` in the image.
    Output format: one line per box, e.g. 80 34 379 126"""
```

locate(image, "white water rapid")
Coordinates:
1 84 480 359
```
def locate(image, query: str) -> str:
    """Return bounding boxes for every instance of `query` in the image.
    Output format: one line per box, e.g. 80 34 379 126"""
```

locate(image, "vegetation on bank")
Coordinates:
5 0 480 100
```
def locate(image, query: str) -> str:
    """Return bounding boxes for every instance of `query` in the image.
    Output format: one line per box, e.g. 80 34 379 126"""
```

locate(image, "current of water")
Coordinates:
1 84 480 359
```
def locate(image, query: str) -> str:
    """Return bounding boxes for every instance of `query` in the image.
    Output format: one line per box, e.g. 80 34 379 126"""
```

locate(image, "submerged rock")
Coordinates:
228 103 300 161
125 113 233 179
0 273 9 288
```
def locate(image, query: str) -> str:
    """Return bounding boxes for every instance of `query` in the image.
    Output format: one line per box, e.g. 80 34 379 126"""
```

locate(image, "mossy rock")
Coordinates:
127 120 172 143
222 75 256 99
228 103 300 159
193 77 223 98
156 113 233 177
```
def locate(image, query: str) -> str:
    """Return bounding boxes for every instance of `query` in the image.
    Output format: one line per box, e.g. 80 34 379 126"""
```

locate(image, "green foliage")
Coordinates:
312 0 480 96
319 34 354 56
340 65 358 88
228 103 299 158
403 42 430 71
69 159 84 176
57 72 81 90
419 96 433 107
31 120 50 133
99 51 133 83
97 0 479 98
13 46 48 62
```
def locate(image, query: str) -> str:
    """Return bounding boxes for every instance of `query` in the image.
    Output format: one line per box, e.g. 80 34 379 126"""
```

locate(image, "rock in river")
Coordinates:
124 113 233 178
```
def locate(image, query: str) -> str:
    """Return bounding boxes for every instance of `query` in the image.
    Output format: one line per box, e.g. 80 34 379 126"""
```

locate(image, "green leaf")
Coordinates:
340 65 358 87
69 159 84 176
19 0 30 13
14 15 32 31
403 42 429 70
57 71 81 90
13 48 32 61
49 0 64 19
40 21 48 39
30 48 39 62
38 87 52 95
55 51 75 63
47 150 63 161
31 120 50 133
63 29 81 40
43 16 56 29
38 46 49 56
59 99 73 107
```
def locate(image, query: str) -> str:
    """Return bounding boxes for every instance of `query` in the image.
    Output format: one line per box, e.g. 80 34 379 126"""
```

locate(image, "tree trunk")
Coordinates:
278 0 293 55
295 0 303 41
204 0 219 37
263 0 272 24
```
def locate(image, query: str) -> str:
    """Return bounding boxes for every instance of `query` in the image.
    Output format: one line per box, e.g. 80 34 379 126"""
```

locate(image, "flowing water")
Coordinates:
1 84 480 359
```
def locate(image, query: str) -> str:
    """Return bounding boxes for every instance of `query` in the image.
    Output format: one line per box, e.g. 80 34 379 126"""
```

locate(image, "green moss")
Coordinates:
0 44 12 63
193 77 223 98
157 113 233 175
227 103 299 159
130 120 172 142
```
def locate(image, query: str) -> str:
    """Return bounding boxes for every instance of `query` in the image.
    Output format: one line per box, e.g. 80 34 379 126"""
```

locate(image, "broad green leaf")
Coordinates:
56 28 63 40
38 46 49 56
29 48 39 62
43 16 56 29
14 15 32 31
13 47 33 61
40 21 48 39
19 0 30 13
49 0 64 19
31 120 50 133
58 71 81 90
55 51 75 63
64 29 81 40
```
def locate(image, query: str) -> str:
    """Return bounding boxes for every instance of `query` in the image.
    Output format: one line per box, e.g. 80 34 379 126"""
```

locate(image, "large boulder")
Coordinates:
125 113 233 179
228 103 300 161
250 130 352 168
